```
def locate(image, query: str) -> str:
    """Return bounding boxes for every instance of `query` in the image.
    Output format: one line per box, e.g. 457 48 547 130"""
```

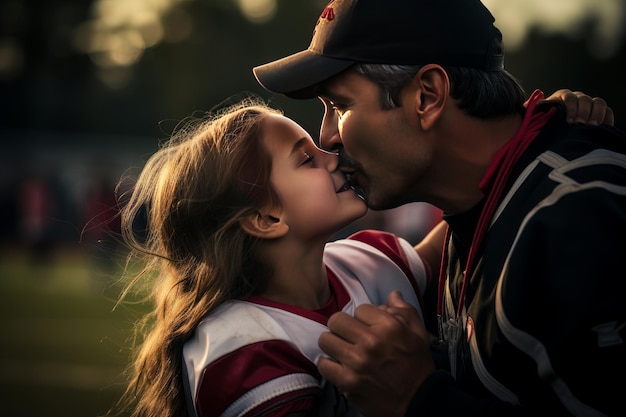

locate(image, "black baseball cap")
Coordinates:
253 0 504 99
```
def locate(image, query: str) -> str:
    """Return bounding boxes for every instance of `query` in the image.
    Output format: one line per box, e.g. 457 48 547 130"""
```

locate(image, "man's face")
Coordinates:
317 69 433 210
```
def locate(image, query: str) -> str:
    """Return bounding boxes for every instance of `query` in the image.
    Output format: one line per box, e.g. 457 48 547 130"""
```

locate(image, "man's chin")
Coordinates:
365 192 406 211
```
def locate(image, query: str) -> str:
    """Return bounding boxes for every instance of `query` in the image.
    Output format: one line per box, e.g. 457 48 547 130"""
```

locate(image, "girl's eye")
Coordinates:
301 151 314 165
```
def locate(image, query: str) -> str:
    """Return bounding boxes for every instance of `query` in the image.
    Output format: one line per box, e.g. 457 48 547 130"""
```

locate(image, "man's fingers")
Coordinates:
544 89 614 126
544 89 589 123
319 303 410 365
317 355 349 390
382 290 420 328
318 313 359 362
317 295 436 416
570 92 592 124
604 106 615 126
570 94 614 126
589 97 614 126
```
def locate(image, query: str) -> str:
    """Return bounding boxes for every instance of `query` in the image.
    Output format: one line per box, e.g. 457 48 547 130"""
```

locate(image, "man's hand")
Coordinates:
542 89 614 126
318 291 435 417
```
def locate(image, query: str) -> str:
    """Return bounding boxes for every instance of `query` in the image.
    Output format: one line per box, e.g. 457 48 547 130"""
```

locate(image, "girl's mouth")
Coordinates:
344 172 366 201
336 181 352 193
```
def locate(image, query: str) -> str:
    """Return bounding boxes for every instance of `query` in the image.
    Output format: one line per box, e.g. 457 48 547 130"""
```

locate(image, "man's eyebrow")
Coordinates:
317 87 348 103
318 88 338 100
317 83 341 100
317 84 331 97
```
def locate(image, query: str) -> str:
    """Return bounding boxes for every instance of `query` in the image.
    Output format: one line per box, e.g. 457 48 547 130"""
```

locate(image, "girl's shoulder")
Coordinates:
324 229 427 317
183 301 322 417
185 301 292 361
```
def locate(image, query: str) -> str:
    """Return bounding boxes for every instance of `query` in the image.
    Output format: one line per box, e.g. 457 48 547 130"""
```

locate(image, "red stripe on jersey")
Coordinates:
195 339 321 417
245 270 351 324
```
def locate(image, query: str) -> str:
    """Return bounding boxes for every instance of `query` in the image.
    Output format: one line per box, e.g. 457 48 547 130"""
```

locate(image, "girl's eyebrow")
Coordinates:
290 137 310 156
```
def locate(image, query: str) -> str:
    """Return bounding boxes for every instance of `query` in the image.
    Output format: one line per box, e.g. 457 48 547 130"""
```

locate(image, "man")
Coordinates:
253 0 623 416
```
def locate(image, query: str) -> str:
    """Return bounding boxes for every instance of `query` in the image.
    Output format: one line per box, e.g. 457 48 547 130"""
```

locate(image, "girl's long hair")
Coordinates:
111 97 282 417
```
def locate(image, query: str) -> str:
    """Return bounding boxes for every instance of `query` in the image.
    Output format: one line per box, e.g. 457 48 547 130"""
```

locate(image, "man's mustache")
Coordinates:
337 148 359 171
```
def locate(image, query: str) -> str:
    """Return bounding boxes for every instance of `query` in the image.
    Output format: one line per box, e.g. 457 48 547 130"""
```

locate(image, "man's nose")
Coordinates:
319 108 341 152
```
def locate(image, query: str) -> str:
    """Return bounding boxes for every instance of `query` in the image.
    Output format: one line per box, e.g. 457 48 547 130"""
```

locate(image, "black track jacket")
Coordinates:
412 104 626 417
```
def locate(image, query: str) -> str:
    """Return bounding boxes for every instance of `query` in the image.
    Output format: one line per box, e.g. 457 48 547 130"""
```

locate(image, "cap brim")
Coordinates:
253 50 354 99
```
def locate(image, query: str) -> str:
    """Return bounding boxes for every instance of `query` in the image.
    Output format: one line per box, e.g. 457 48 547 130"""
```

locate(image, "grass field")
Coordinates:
0 245 144 417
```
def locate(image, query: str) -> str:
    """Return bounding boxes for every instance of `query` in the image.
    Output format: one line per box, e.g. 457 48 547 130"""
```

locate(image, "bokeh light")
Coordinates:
484 0 625 59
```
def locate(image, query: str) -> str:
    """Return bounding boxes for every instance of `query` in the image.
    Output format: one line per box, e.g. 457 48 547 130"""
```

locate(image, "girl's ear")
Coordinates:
239 210 289 239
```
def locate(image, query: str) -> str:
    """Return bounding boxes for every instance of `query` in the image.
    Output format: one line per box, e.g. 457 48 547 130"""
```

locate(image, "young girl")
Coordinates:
113 96 444 417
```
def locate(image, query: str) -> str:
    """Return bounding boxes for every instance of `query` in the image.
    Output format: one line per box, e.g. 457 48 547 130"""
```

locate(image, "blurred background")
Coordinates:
0 0 624 416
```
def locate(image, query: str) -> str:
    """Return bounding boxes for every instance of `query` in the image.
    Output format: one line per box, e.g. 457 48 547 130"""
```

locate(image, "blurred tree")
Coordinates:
0 0 623 141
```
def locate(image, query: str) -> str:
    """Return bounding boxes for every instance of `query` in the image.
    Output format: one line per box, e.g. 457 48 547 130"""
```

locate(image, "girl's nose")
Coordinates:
317 147 339 172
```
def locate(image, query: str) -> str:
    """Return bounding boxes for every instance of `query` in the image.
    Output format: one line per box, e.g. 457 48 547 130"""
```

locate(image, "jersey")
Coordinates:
183 230 429 417
417 104 626 416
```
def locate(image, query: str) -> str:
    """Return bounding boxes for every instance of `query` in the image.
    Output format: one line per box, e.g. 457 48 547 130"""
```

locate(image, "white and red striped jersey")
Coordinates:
183 230 430 417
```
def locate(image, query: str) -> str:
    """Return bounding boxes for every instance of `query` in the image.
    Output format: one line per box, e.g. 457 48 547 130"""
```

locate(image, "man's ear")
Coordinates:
239 210 289 239
411 64 449 131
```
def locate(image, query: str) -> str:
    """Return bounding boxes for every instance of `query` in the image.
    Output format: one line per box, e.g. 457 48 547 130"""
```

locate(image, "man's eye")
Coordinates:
330 101 346 115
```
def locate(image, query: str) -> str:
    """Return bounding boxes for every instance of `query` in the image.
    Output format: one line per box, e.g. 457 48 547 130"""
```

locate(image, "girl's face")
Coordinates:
262 113 367 239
